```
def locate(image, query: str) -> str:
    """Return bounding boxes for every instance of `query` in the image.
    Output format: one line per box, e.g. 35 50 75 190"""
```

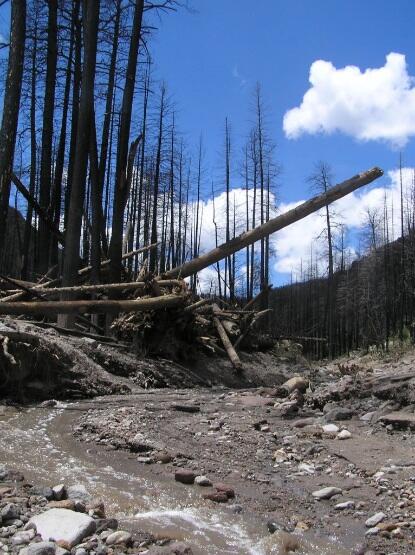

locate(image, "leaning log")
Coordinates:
0 294 185 316
212 303 242 371
163 167 383 279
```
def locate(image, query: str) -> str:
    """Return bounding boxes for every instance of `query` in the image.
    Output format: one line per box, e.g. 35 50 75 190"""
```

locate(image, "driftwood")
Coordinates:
0 294 186 316
164 168 383 279
212 303 242 371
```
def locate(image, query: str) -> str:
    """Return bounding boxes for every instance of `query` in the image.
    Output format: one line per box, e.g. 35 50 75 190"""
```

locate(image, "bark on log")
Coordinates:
0 294 185 316
163 168 383 279
212 303 242 371
27 279 182 296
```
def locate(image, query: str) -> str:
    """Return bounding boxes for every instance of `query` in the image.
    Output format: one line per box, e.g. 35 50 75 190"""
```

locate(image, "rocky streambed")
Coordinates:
2 346 415 554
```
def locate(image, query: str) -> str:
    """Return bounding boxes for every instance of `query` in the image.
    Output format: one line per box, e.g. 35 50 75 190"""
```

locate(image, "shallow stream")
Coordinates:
0 399 351 554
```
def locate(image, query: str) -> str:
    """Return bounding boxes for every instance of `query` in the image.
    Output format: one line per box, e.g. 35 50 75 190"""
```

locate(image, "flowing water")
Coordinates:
0 400 352 554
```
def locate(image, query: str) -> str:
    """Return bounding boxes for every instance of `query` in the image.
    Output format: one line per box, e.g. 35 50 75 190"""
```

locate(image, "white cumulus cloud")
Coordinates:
283 53 415 147
272 167 415 277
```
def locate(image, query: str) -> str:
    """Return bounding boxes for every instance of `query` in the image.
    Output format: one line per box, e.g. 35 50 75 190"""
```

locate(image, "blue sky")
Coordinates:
150 0 415 203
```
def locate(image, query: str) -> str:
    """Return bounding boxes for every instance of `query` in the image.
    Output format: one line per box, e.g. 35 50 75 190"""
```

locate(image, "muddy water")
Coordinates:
0 400 351 555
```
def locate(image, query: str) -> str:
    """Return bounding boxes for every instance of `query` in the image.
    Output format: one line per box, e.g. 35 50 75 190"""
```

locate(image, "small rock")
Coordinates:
26 542 56 555
137 457 154 464
365 527 380 536
52 485 65 501
66 485 91 503
267 520 285 534
321 424 339 434
31 487 54 501
95 518 118 533
337 430 352 440
1 504 20 521
312 487 342 500
195 476 212 487
174 470 196 485
105 530 132 546
335 501 355 510
155 453 173 464
87 499 105 518
214 483 235 499
324 408 354 421
365 512 386 527
10 529 35 545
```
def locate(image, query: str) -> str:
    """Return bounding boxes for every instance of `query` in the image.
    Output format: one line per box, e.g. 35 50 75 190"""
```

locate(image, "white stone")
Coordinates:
335 501 355 510
337 430 352 440
312 486 342 500
105 530 132 545
29 509 95 548
322 424 339 434
297 463 315 474
365 512 386 527
365 526 380 536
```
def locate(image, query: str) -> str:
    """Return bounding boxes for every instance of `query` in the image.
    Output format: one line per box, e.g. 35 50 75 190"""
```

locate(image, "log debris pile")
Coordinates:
0 168 384 372
0 265 271 372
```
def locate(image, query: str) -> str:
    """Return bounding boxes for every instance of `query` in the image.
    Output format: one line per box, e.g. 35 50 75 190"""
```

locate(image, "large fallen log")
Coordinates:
163 167 383 279
0 243 159 303
23 279 182 297
0 294 185 316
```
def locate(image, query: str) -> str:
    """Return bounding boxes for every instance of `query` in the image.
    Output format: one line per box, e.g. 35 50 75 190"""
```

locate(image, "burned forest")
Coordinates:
0 2 415 555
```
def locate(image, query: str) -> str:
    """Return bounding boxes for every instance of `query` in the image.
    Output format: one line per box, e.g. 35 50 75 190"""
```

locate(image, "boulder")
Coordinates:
29 508 95 548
